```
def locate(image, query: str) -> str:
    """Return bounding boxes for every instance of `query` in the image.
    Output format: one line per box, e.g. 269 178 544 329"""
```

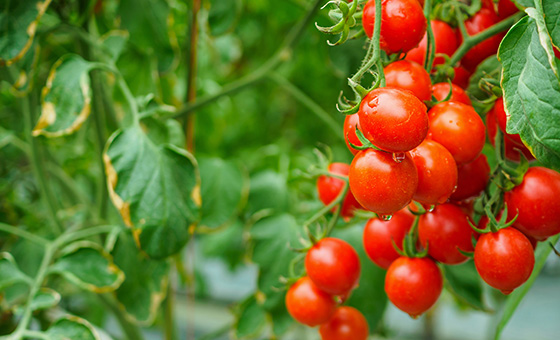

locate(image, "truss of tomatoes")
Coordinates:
285 0 560 338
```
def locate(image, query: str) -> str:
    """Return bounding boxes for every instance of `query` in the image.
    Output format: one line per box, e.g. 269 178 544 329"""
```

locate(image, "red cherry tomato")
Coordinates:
418 203 475 264
493 97 523 146
409 139 458 205
305 238 361 295
474 228 535 294
319 306 369 340
363 208 414 269
286 276 336 326
358 87 428 153
384 60 432 101
452 66 471 89
349 149 418 215
486 107 535 161
317 163 362 219
450 154 490 201
406 20 458 67
459 8 504 71
477 213 539 249
343 114 362 155
362 0 427 54
385 257 443 317
428 101 486 165
498 0 519 19
505 167 560 240
431 82 472 105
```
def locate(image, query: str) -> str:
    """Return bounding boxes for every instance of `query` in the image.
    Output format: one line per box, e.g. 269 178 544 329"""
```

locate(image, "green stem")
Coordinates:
172 0 323 119
21 330 49 340
164 282 177 340
267 72 343 140
90 69 109 220
423 0 435 71
56 225 120 246
350 0 382 84
98 294 145 340
0 222 49 246
184 0 201 153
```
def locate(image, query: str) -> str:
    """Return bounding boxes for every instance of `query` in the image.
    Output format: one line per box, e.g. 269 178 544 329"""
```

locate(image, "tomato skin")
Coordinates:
460 9 504 71
431 82 472 105
358 87 428 153
428 101 486 165
384 60 432 101
498 0 519 19
319 306 369 340
317 163 362 219
362 0 427 54
450 154 490 201
385 257 443 317
286 276 336 326
406 20 458 67
452 66 471 89
505 167 560 240
409 139 458 205
363 208 414 269
305 238 361 295
493 97 523 146
349 149 418 214
343 114 362 155
474 228 535 294
418 204 475 264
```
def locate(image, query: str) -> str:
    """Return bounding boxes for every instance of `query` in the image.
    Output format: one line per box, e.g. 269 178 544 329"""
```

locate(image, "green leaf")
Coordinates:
201 219 245 269
208 0 242 36
499 16 560 170
46 316 102 340
334 225 388 331
544 0 560 48
49 241 124 293
31 287 61 311
100 30 129 61
234 296 267 339
104 126 201 259
0 252 32 290
493 234 560 340
112 230 169 325
199 158 248 230
247 171 289 215
466 55 501 116
141 116 185 148
0 0 51 65
444 261 488 311
33 54 95 137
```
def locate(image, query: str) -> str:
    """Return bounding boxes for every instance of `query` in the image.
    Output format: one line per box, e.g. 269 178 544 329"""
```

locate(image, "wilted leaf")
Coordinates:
444 261 488 311
46 316 102 340
0 252 32 290
104 125 201 259
49 241 124 293
33 54 95 137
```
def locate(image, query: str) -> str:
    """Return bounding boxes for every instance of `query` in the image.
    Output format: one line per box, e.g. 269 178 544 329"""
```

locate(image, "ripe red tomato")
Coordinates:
505 167 560 240
452 66 471 89
358 87 428 152
409 139 458 205
384 60 432 101
486 108 535 161
498 0 519 19
477 213 539 249
317 163 362 219
305 238 361 295
450 154 490 201
319 306 369 340
460 8 504 71
363 208 414 269
343 113 362 155
349 149 418 215
406 20 458 67
385 256 443 317
431 82 472 105
493 97 523 146
362 0 427 54
474 227 535 294
427 101 486 165
418 203 475 264
286 276 336 326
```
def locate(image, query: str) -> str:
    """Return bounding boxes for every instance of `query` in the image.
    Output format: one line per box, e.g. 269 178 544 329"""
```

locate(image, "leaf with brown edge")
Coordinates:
33 54 95 137
46 315 104 340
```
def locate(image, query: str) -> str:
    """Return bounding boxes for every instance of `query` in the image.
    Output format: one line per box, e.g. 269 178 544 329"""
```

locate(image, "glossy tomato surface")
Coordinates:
452 66 471 89
493 97 523 146
505 167 560 240
474 228 535 294
498 0 519 19
406 20 458 66
428 101 485 165
460 8 504 71
349 149 418 214
418 203 475 264
362 0 427 54
319 306 369 340
385 257 443 317
305 238 361 295
384 60 432 101
286 276 336 326
317 163 362 219
363 208 414 269
343 113 362 155
359 87 428 152
450 154 490 201
431 82 472 105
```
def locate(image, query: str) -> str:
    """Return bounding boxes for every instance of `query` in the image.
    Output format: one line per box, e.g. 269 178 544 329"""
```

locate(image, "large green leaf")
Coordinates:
234 296 267 339
49 242 124 293
444 260 487 311
247 171 290 215
46 316 103 340
0 252 32 291
499 15 560 170
111 230 169 325
33 54 95 137
0 0 51 65
104 126 201 259
544 1 560 47
199 157 248 230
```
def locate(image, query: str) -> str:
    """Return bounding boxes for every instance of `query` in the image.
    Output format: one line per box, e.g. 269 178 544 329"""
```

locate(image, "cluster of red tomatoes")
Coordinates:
285 0 560 338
